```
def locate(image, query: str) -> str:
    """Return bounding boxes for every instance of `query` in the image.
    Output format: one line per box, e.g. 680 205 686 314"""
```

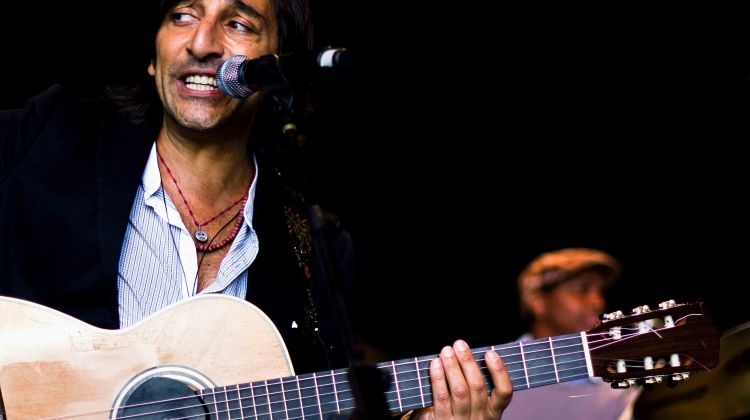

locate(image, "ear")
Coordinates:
525 292 547 320
148 59 156 77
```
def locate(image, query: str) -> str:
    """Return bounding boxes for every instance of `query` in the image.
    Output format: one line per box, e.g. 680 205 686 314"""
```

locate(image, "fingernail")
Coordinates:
441 346 454 358
486 350 498 361
454 340 467 352
432 358 442 370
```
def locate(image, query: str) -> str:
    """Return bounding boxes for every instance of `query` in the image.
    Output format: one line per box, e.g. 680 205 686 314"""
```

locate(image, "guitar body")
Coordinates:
0 295 294 419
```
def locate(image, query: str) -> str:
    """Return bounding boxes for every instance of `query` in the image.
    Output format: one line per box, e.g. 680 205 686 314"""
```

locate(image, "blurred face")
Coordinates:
530 270 607 335
149 0 279 132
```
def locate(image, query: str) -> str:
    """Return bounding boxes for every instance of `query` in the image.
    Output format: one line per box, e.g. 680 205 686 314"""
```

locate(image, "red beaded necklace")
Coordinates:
156 148 250 252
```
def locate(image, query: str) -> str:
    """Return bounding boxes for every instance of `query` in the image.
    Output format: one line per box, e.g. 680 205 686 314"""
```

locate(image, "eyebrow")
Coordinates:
225 0 267 25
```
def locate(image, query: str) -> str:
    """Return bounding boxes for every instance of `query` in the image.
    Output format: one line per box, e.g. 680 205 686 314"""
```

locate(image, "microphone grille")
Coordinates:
217 55 253 98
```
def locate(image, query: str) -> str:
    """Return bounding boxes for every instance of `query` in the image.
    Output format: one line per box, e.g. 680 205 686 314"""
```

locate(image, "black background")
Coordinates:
2 2 747 358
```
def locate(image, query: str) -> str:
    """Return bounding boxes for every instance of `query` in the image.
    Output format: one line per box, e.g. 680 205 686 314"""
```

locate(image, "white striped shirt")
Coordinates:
117 144 259 328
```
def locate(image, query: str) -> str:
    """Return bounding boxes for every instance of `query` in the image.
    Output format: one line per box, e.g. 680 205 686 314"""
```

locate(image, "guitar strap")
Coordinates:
281 182 320 337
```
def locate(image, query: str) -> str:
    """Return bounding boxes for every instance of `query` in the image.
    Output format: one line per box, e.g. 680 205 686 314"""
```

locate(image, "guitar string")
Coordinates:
83 314 704 418
121 347 707 420
123 320 677 410
82 328 688 416
121 352 693 420
189 310 704 415
167 366 604 420
56 348 704 420
72 343 592 417
48 313 704 419
113 362 597 420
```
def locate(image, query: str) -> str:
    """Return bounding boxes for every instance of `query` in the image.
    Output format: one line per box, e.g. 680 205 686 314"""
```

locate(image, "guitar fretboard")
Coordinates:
199 332 591 418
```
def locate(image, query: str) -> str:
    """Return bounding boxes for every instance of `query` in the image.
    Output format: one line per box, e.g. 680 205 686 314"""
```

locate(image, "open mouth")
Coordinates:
183 74 218 92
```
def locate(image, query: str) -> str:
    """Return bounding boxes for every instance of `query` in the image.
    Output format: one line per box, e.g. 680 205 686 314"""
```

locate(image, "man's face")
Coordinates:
149 0 279 132
534 270 607 335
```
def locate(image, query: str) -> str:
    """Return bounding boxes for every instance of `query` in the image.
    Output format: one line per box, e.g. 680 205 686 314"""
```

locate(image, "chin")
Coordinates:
175 112 224 131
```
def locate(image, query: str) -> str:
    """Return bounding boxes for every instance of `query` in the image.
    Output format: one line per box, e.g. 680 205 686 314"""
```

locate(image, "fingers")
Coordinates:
433 340 489 417
429 357 451 418
485 349 513 417
453 340 491 414
437 344 470 417
428 341 513 419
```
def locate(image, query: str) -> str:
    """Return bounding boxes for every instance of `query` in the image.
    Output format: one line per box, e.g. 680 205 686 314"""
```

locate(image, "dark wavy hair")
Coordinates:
106 0 312 124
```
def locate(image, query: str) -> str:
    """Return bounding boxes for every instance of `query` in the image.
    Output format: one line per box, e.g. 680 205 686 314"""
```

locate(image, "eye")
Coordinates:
171 12 196 24
228 20 256 33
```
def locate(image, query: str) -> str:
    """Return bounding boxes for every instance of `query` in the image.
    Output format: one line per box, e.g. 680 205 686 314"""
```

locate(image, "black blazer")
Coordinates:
0 85 354 373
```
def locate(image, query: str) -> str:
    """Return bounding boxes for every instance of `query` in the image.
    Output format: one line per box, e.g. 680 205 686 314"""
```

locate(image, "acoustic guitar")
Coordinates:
0 295 719 419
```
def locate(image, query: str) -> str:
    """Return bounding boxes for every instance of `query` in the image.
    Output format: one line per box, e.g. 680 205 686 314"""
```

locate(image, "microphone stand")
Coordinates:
263 61 391 420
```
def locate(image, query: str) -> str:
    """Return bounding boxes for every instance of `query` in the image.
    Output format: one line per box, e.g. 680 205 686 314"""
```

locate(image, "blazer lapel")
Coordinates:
96 113 157 286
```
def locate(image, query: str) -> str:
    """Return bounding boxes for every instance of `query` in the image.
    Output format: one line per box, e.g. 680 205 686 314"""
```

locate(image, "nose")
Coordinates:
187 19 224 61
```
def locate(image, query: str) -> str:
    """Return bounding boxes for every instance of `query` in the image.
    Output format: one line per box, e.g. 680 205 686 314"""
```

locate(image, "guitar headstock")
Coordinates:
586 300 720 388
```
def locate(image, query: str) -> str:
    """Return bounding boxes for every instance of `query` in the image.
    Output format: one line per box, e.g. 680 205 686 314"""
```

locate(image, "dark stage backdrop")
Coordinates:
2 2 747 359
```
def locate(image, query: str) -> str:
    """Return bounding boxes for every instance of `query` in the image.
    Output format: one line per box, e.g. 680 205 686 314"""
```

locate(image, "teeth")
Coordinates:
185 83 216 91
184 74 218 88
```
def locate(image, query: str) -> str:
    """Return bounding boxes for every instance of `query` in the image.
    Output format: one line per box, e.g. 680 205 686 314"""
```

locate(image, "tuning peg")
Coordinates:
608 326 622 339
644 376 664 384
659 299 677 309
670 353 681 367
667 373 690 389
611 378 637 389
600 310 624 322
632 305 651 315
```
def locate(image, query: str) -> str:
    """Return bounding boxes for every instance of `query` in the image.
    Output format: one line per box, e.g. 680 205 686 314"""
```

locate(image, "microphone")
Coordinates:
216 47 351 99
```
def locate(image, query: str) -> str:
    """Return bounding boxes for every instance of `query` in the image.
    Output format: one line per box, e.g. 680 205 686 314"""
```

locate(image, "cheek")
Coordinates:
550 294 583 318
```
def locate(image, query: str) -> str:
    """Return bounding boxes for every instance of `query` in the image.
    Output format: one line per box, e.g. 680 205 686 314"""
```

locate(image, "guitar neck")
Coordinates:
200 332 592 417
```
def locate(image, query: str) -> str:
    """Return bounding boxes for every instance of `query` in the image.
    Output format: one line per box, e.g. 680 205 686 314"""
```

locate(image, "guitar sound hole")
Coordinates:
115 377 208 419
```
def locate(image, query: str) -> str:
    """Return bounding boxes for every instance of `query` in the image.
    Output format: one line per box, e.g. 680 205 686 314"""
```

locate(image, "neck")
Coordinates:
156 123 254 202
531 323 560 340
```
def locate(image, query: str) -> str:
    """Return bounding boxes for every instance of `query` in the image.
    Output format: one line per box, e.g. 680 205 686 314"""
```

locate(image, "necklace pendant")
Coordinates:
195 229 209 242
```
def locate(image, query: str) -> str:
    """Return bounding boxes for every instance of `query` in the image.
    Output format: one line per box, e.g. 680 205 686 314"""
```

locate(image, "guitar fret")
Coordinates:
391 357 423 411
316 370 338 415
223 386 231 419
264 380 272 417
402 356 434 410
281 378 289 417
211 386 227 420
580 331 594 377
519 341 530 389
414 357 425 408
213 387 221 417
549 337 560 383
330 370 340 413
237 381 255 418
232 384 244 418
313 372 324 420
392 360 403 412
249 379 257 418
334 370 355 412
298 373 321 419
256 380 273 417
550 334 590 382
281 376 302 419
296 376 305 419
522 338 557 388
266 378 286 418
236 384 245 419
